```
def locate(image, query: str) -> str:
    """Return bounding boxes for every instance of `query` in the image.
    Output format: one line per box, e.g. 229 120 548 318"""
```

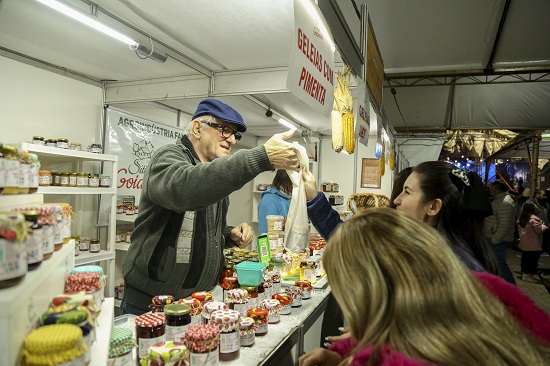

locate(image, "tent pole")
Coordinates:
530 136 540 190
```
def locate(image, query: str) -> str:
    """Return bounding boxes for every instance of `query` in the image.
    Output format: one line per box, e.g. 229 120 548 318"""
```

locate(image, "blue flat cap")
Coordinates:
192 98 247 132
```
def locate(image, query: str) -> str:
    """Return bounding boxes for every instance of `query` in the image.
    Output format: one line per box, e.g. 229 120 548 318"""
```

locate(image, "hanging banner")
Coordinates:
355 81 370 148
287 0 335 116
105 108 184 206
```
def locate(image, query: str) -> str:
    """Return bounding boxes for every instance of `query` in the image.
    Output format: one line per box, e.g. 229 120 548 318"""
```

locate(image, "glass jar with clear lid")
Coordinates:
88 174 99 188
56 138 69 149
60 172 70 187
76 173 88 187
32 136 45 145
22 211 43 271
68 173 77 187
89 239 100 253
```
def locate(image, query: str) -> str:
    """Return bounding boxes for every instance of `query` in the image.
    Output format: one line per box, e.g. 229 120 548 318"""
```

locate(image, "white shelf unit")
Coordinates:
0 194 76 366
116 213 136 222
18 143 118 298
90 297 115 366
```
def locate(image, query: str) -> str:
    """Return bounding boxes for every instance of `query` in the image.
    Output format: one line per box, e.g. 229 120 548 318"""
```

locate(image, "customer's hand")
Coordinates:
324 326 351 347
299 348 342 366
264 129 299 170
230 223 253 248
302 169 318 201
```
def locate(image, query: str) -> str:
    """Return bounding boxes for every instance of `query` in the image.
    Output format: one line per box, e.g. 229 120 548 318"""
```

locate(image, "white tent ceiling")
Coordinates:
1 0 549 139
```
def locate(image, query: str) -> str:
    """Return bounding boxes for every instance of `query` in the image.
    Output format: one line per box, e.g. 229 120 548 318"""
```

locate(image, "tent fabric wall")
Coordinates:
396 137 445 167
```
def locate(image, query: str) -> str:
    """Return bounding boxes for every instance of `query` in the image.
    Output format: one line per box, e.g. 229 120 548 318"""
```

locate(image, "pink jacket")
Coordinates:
518 214 548 251
329 272 550 365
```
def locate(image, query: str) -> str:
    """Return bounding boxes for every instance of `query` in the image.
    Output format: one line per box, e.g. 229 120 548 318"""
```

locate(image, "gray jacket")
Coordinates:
485 191 516 244
123 136 273 310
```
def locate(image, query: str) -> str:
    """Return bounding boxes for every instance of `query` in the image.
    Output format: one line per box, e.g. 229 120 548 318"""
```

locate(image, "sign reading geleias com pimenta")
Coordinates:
287 0 335 116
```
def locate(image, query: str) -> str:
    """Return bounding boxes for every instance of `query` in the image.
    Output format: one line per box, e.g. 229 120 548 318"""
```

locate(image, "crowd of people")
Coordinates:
120 98 550 364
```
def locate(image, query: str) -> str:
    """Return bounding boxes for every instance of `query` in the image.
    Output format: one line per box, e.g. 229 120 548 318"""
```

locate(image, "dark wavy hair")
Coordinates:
389 167 413 209
272 170 292 196
413 161 498 274
519 202 537 228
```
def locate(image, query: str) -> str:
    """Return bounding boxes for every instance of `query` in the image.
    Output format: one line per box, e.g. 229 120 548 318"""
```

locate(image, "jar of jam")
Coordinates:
73 235 80 256
177 298 202 326
271 272 281 294
210 309 241 362
272 293 292 315
18 149 32 193
0 213 28 288
116 205 124 214
38 170 51 187
135 313 166 360
140 341 188 366
150 295 175 313
21 324 86 365
241 286 258 308
295 279 313 300
226 289 249 317
51 171 61 186
76 173 88 188
164 304 192 342
88 174 99 188
27 153 40 194
257 282 266 303
286 286 303 308
79 236 90 251
239 317 255 347
263 275 273 299
68 172 78 187
108 327 135 365
45 138 57 147
202 301 227 325
69 142 81 150
125 205 134 215
246 307 269 336
191 291 213 307
89 143 103 153
89 238 100 253
219 259 235 287
2 146 20 195
99 174 111 187
57 138 69 149
60 172 70 187
221 276 238 303
22 211 43 271
184 324 219 366
300 261 316 282
260 299 282 324
32 136 45 145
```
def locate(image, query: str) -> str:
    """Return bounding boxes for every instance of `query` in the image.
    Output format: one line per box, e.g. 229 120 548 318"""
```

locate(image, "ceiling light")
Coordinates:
36 0 138 46
278 118 298 131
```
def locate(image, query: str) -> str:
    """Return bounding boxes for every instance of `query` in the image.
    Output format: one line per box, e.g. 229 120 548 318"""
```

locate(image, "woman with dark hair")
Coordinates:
388 166 413 209
518 202 548 283
257 169 293 234
394 161 498 273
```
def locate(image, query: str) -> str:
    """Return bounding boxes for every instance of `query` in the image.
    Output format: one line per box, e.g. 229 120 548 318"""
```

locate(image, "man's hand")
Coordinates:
264 129 300 170
299 347 342 366
302 169 319 201
230 223 253 248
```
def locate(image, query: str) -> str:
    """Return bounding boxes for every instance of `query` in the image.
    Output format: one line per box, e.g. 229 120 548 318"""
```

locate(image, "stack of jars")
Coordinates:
0 144 40 195
266 215 285 255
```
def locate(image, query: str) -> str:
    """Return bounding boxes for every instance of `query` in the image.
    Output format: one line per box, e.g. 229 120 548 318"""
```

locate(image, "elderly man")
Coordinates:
121 98 299 315
485 179 517 284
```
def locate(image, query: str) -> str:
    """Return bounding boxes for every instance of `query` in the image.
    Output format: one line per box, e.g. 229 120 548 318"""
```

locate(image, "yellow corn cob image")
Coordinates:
343 113 355 154
380 152 386 176
331 110 344 152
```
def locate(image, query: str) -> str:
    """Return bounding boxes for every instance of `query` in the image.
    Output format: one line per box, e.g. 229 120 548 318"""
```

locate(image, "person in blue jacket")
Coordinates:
258 169 293 234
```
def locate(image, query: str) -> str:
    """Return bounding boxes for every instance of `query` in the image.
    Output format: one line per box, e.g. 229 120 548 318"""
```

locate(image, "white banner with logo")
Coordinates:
105 108 183 206
287 0 335 116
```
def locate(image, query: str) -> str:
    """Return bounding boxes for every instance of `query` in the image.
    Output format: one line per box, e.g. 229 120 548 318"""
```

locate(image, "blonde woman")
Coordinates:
299 209 550 366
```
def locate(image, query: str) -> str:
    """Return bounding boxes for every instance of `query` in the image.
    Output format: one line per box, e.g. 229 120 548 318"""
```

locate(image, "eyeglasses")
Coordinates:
205 122 242 141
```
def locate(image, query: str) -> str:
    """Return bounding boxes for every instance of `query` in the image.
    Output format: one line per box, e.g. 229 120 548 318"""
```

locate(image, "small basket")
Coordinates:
346 193 390 213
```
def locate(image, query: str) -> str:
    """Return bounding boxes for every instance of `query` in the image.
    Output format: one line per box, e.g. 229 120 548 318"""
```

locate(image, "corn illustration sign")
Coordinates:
332 66 355 154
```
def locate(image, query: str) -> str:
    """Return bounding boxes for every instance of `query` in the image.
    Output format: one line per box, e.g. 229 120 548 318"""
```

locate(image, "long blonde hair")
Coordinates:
325 208 550 366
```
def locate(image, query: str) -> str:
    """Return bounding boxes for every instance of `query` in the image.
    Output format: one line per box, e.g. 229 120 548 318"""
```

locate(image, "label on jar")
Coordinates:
54 174 61 186
108 351 132 366
268 312 280 323
166 324 190 342
138 335 165 358
79 239 89 251
273 221 283 231
0 238 27 281
90 242 100 252
19 164 30 188
255 322 268 335
38 175 50 186
5 159 19 187
240 332 255 346
60 175 69 186
248 297 258 309
99 176 111 187
189 350 218 366
93 288 103 311
29 164 39 189
88 177 99 187
233 303 248 317
219 331 239 353
46 142 56 147
27 230 44 264
54 222 63 245
69 175 77 186
77 176 88 187
63 217 71 240
57 141 69 149
42 225 55 255
33 139 45 145
280 304 291 315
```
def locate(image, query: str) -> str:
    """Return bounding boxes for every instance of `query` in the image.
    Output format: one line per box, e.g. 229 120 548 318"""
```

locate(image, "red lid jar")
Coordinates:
210 309 241 362
184 324 219 366
246 307 269 336
135 313 166 360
